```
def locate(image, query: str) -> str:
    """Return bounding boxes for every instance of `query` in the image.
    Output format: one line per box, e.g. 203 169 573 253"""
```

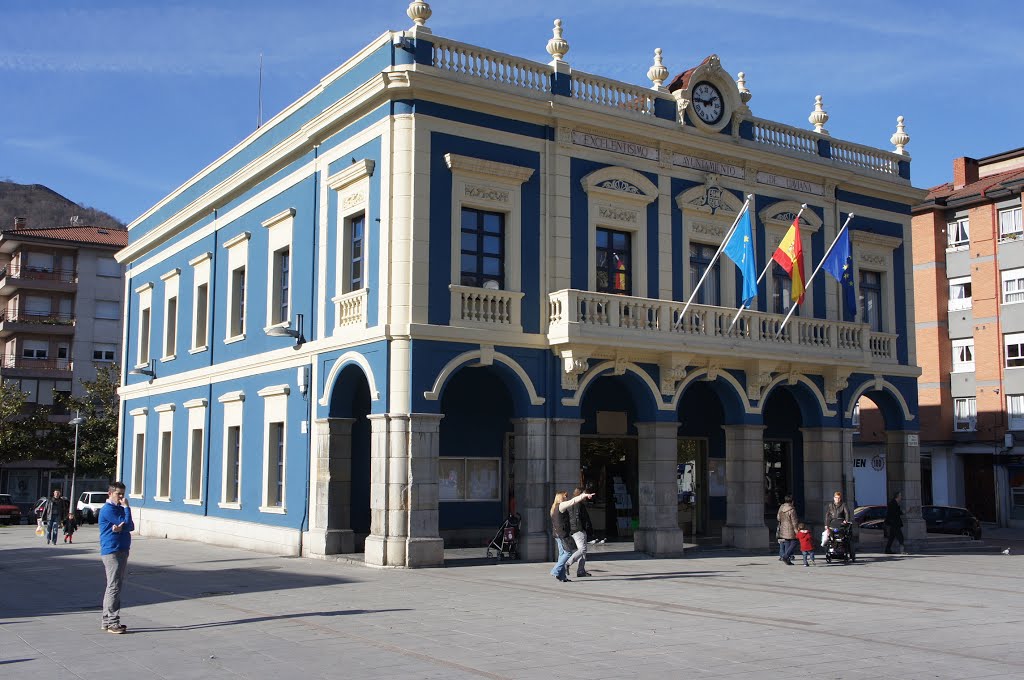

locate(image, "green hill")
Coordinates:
0 181 124 230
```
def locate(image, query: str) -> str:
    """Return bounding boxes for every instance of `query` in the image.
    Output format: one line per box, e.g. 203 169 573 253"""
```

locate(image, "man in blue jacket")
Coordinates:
98 482 134 634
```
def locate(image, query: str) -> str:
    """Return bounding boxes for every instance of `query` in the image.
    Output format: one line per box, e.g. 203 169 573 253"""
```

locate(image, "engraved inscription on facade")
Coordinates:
674 154 744 179
572 131 659 160
342 192 365 210
465 185 510 203
860 252 886 266
598 205 637 223
756 171 824 196
691 222 724 238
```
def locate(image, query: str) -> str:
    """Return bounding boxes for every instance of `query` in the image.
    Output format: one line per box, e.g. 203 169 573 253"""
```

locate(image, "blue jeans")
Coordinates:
550 537 572 578
46 519 60 544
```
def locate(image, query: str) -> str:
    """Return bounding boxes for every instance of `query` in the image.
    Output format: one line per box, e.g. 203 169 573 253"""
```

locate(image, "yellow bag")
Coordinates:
35 525 44 537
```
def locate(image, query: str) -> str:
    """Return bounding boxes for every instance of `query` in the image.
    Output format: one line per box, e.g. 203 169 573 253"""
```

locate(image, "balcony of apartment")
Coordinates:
547 289 899 374
0 354 72 377
0 310 76 338
0 264 78 296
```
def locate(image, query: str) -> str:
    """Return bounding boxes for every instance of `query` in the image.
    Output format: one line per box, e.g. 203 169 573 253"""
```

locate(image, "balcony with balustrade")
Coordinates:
0 264 78 297
0 310 76 338
0 354 72 377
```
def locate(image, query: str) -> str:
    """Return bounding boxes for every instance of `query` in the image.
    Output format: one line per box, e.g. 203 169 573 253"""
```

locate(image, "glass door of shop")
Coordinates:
580 437 638 542
677 438 708 538
764 440 793 519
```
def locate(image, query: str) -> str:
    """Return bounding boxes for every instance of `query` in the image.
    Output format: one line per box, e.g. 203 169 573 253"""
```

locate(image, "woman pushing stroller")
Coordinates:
823 490 856 562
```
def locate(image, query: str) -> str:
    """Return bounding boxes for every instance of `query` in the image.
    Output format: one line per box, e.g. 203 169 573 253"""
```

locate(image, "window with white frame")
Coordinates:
1007 333 1024 368
1003 268 1024 304
262 209 294 328
93 344 116 362
999 207 1023 241
327 160 374 329
1009 394 1024 430
189 252 211 352
21 339 48 359
161 269 179 360
948 276 972 311
258 384 289 511
952 338 975 372
947 217 969 247
135 283 153 366
155 403 174 500
184 398 207 503
953 397 977 431
860 270 884 331
218 391 244 507
223 233 250 341
129 407 148 497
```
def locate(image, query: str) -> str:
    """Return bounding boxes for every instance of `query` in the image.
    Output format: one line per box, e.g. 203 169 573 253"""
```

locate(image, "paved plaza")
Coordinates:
1 523 1022 679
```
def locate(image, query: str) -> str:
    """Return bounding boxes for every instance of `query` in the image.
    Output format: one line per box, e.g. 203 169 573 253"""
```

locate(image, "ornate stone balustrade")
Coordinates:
830 138 900 176
430 38 550 94
450 284 524 331
570 72 655 116
333 289 367 330
748 119 818 156
548 289 897 366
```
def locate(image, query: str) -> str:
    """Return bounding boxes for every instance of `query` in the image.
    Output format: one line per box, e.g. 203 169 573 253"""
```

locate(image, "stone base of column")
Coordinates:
307 528 354 556
904 517 927 542
634 527 686 556
406 537 445 567
723 524 767 550
363 535 405 566
516 531 550 561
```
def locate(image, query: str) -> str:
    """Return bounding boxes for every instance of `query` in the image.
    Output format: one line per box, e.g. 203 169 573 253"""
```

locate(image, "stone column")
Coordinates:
512 418 549 561
308 417 355 555
635 421 686 555
364 413 446 567
801 427 845 529
721 424 767 550
886 430 926 543
550 419 583 559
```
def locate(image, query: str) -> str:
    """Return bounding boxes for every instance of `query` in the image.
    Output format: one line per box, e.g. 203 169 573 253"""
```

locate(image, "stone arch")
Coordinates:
564 360 668 416
844 377 914 430
670 368 750 421
756 374 833 427
423 349 545 410
318 351 381 407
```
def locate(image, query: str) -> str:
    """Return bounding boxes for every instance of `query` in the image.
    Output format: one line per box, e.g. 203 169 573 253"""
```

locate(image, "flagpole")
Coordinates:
774 212 855 339
727 204 807 334
674 194 753 330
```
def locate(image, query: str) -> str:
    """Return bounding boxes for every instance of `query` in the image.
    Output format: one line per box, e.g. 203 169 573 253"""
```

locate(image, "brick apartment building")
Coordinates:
873 148 1024 527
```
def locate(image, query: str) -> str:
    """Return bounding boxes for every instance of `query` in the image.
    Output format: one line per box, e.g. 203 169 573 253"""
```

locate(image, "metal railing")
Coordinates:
0 354 72 371
0 310 76 325
0 264 77 284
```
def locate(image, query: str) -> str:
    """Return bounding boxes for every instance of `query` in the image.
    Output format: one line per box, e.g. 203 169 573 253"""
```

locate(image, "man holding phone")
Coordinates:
99 482 134 634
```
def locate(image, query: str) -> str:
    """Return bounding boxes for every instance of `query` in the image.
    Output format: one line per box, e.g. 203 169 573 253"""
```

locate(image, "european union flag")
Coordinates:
722 209 758 307
822 227 856 319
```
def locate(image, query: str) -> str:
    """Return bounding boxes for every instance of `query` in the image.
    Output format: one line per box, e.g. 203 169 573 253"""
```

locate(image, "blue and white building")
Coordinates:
116 2 927 566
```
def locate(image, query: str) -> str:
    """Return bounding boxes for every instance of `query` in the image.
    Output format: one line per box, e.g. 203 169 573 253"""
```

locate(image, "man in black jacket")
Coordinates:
885 491 906 554
42 489 68 546
567 487 594 577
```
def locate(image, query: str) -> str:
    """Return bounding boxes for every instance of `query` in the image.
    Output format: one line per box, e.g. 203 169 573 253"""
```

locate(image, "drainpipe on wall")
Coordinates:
202 209 219 517
298 145 320 557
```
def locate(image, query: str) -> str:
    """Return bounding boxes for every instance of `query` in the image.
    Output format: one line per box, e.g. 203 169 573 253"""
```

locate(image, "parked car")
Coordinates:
0 494 22 525
77 491 109 523
853 505 887 526
923 505 982 540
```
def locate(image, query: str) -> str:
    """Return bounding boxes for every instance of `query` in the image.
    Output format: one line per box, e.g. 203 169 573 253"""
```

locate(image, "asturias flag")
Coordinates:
722 208 758 306
771 218 806 306
821 226 856 319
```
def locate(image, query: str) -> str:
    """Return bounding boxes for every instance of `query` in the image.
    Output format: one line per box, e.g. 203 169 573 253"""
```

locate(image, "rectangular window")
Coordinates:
267 422 285 508
164 296 178 358
947 217 969 247
1003 268 1024 304
229 267 246 338
1007 332 1024 368
21 340 48 359
999 207 1023 241
225 426 241 504
951 339 975 373
860 270 883 332
953 397 977 432
460 208 505 290
948 276 972 311
596 227 632 295
93 344 116 362
97 256 120 277
139 306 151 364
94 300 119 320
132 432 145 496
771 261 799 316
157 431 172 498
689 243 720 306
194 283 209 349
347 213 365 292
1009 395 1024 430
187 427 203 501
438 457 500 501
271 248 290 325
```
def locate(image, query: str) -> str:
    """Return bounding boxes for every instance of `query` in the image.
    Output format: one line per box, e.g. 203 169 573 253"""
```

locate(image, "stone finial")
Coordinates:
407 1 432 28
890 115 910 155
546 19 569 61
736 72 752 104
808 94 829 135
647 48 669 90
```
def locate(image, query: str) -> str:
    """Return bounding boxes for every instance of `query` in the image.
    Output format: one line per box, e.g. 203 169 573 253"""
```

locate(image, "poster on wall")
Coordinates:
853 453 887 505
708 460 726 496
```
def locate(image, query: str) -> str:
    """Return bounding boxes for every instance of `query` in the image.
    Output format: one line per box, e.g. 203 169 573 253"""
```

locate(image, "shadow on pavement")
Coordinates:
129 608 414 633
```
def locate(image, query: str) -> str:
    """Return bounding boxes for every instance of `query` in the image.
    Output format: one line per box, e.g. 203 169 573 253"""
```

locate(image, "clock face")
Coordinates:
691 81 724 125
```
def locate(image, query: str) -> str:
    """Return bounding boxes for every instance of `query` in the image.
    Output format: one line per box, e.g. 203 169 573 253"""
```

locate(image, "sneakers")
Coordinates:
103 624 127 634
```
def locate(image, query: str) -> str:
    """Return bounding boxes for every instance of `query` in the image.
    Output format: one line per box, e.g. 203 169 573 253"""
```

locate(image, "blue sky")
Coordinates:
2 0 1022 225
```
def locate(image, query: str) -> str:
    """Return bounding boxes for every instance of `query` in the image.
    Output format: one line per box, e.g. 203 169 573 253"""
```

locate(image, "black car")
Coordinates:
853 505 887 526
923 505 982 540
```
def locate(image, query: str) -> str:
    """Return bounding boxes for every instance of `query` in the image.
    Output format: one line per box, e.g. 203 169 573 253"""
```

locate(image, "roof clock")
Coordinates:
691 81 724 125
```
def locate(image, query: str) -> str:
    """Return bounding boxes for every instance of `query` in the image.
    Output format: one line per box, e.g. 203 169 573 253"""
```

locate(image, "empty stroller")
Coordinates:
486 513 521 560
824 521 856 563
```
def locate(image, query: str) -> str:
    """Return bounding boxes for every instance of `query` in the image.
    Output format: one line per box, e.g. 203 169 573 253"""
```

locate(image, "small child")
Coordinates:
62 513 78 544
796 522 816 566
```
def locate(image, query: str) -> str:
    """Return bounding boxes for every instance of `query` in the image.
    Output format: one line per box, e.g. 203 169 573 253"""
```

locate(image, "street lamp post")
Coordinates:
69 411 84 513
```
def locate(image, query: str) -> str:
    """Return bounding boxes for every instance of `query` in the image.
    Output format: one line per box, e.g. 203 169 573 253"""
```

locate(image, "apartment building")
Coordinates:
0 217 127 508
911 148 1024 527
116 2 926 565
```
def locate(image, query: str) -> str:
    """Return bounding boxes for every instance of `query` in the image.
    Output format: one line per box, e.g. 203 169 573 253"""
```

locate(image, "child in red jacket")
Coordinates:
796 523 816 566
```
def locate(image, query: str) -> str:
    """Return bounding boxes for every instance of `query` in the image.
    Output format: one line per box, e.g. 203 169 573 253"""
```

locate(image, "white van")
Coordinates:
77 491 109 523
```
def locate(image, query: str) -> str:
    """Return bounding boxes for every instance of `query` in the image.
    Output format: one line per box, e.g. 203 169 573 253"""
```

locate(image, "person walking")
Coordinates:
885 491 906 554
776 494 799 565
62 512 78 544
796 522 816 566
567 487 594 577
549 489 594 582
99 482 134 634
42 489 68 545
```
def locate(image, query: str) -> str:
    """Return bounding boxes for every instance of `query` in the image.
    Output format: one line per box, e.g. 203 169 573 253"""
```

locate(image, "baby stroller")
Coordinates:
824 521 856 563
485 513 521 560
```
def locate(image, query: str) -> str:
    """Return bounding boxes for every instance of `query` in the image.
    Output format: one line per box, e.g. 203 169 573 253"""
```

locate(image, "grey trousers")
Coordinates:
101 550 129 626
567 530 587 573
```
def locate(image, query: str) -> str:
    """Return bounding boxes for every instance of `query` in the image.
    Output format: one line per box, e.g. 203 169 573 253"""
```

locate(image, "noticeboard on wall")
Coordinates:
439 457 500 501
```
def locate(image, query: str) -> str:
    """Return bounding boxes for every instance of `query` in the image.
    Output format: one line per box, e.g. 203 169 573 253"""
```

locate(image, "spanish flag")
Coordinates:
771 218 805 305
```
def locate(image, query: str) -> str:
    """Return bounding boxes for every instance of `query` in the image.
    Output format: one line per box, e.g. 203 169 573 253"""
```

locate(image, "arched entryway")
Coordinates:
677 381 728 542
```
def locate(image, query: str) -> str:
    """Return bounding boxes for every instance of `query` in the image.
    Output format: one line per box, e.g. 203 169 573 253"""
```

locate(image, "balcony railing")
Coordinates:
333 289 368 330
450 284 524 331
0 264 77 284
0 310 76 325
548 289 899 365
0 354 72 372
